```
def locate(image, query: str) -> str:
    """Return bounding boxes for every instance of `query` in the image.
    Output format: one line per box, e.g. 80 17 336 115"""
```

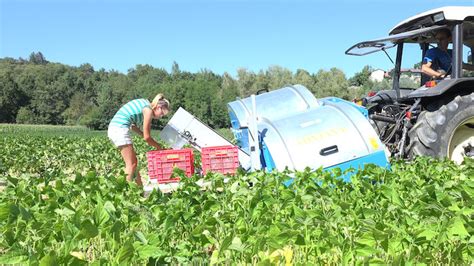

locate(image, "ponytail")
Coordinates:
151 93 170 110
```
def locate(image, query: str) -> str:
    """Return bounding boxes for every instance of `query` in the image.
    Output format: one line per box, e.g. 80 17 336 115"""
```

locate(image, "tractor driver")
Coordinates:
422 28 474 80
421 28 452 79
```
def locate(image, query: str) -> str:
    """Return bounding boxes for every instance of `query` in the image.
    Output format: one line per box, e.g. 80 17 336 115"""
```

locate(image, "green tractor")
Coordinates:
346 6 474 164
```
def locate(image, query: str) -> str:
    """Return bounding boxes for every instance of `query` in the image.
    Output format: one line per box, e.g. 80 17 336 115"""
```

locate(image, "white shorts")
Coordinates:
107 126 132 147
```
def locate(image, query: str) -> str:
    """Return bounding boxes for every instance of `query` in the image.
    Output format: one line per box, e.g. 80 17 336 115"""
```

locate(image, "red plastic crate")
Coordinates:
147 149 194 183
201 145 239 175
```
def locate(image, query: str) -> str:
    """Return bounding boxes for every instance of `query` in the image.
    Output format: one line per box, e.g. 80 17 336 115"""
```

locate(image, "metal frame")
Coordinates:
452 23 464 79
392 43 404 101
345 25 446 56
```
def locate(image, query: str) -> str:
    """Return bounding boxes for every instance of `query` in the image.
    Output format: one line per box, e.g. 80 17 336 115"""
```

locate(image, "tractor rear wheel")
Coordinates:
407 93 474 163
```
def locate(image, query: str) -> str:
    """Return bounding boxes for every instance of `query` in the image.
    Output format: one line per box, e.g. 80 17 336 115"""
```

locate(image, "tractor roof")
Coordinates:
390 6 474 35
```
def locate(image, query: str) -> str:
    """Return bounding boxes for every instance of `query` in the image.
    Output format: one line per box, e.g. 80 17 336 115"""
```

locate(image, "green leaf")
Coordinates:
355 244 378 257
69 257 88 266
134 231 147 244
94 200 109 227
39 252 58 266
136 245 165 259
110 221 123 241
116 241 135 264
74 173 83 184
381 237 389 252
273 232 292 247
210 249 220 265
448 204 461 212
417 229 437 240
85 171 97 182
69 251 86 261
391 189 403 206
228 237 245 252
448 217 469 237
387 237 404 254
295 234 305 245
0 203 10 220
356 234 376 247
201 230 217 245
220 234 233 252
301 195 313 203
6 175 19 186
55 207 76 218
76 220 99 240
8 204 20 220
104 201 116 215
19 205 33 221
355 234 378 256
0 252 28 264
362 208 376 218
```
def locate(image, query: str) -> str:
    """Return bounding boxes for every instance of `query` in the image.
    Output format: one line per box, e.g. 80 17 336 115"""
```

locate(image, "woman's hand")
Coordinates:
143 107 162 150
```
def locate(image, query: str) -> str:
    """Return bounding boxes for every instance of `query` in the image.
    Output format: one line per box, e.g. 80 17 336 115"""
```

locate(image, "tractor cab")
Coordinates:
346 6 474 102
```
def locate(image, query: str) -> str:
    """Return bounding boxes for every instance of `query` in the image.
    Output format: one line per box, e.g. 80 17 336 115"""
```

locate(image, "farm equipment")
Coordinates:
159 6 474 178
160 85 390 181
346 6 474 164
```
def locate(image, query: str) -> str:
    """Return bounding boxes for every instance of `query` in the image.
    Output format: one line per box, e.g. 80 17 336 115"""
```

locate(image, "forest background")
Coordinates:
0 52 417 130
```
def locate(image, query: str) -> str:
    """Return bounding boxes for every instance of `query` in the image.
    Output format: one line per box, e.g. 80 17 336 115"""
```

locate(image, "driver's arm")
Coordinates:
422 61 445 78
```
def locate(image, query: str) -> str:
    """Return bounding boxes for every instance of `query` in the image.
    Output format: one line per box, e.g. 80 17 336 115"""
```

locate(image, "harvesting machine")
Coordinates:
160 6 474 178
161 86 390 180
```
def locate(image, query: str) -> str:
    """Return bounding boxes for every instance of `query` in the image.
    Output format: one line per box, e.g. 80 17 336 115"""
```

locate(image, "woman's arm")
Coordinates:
130 124 143 137
142 108 162 150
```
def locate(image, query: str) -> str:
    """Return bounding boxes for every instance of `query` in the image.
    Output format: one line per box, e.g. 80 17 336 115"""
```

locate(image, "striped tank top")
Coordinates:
109 99 151 128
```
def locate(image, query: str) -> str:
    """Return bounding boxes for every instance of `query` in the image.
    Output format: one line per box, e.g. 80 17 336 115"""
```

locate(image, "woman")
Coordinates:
107 94 170 186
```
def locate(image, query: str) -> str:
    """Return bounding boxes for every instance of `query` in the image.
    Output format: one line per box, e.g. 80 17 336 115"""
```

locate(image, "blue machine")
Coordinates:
227 85 390 182
160 84 390 183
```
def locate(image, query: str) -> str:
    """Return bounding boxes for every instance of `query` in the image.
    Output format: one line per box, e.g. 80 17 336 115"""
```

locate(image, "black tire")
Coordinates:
407 93 474 162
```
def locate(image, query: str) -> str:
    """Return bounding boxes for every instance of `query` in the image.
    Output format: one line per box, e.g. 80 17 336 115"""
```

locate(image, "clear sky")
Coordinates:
1 0 473 78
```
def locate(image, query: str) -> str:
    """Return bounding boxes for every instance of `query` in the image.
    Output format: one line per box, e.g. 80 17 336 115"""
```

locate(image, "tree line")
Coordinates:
0 52 386 130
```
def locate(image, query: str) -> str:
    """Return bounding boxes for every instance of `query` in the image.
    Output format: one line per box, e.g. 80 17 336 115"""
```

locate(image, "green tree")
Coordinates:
236 68 256 97
0 67 27 122
349 65 372 87
266 65 293 89
28 52 48 65
63 92 94 125
221 72 239 102
293 69 316 91
255 70 270 93
182 70 223 127
171 61 180 76
313 68 349 99
16 107 35 124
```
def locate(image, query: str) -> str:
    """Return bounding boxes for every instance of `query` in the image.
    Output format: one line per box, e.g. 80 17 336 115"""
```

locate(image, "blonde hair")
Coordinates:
151 94 170 110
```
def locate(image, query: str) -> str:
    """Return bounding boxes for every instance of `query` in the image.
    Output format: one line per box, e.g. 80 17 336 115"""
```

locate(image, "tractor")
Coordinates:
346 6 474 164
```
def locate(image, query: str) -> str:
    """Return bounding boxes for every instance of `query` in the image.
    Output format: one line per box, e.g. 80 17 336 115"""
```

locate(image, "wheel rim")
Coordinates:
448 117 474 164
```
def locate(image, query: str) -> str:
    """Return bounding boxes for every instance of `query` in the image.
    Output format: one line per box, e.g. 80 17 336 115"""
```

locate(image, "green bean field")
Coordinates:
1 125 473 264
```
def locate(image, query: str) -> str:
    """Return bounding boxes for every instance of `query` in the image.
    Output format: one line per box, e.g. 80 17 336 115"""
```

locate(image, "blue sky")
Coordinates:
1 0 473 78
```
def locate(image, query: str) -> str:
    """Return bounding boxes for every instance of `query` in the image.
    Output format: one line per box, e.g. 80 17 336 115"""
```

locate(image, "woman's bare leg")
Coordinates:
119 144 142 186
